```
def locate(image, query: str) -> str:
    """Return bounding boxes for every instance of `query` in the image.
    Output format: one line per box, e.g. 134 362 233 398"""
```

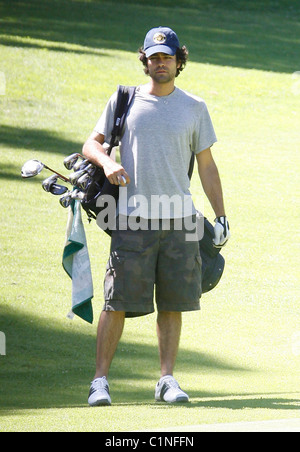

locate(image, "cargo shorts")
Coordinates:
103 217 202 317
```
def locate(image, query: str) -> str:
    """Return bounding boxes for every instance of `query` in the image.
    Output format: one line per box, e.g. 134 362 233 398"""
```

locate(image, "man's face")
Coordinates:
147 52 180 84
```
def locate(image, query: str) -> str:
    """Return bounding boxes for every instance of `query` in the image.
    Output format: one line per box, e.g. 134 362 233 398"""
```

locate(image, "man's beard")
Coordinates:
150 68 176 84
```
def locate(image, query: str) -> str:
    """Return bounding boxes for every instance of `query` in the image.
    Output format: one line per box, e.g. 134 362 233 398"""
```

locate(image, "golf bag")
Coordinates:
200 218 225 293
81 85 136 222
82 85 225 294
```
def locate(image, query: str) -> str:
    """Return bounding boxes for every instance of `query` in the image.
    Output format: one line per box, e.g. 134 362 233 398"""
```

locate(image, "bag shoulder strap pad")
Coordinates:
107 85 136 155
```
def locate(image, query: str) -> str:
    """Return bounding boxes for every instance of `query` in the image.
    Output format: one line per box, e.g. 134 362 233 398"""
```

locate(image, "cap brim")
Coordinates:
145 45 177 58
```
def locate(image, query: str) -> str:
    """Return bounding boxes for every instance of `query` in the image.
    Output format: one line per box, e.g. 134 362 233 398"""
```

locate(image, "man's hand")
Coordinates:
103 161 130 187
82 132 130 187
213 216 230 248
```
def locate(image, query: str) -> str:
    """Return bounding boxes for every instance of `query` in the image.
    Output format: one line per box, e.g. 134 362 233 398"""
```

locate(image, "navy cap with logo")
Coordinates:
144 27 180 58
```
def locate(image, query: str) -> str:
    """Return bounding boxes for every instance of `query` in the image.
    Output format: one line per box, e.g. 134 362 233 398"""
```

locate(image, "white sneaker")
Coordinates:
88 377 111 406
155 375 189 403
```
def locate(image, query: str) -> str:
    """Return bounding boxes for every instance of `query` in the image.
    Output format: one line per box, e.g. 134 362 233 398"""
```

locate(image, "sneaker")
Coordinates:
155 375 189 403
88 377 111 406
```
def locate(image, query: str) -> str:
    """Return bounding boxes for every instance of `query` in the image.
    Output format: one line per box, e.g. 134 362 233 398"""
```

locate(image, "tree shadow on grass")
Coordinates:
1 0 299 73
0 35 110 57
113 396 300 412
0 125 83 182
0 125 82 157
0 304 250 411
1 305 299 413
188 396 300 410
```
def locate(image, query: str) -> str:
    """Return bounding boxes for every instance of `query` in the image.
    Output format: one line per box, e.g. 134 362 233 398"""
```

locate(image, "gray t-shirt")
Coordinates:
94 86 217 219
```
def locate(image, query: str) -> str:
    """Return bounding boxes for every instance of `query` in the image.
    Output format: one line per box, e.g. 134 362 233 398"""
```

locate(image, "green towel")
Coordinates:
62 200 94 324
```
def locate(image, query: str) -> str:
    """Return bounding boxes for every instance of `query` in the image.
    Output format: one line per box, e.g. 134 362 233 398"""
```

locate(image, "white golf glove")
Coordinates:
213 216 231 248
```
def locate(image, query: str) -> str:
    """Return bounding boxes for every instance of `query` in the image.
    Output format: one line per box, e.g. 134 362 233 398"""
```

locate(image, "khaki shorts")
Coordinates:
103 218 202 317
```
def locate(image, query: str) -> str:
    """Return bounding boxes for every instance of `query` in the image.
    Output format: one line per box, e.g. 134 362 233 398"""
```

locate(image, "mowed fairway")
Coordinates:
0 0 299 432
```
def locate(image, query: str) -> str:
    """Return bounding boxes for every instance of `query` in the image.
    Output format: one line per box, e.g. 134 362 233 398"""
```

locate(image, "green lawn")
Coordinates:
0 0 299 432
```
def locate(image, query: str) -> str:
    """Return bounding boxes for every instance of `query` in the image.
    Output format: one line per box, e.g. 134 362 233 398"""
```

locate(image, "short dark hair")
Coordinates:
138 46 189 77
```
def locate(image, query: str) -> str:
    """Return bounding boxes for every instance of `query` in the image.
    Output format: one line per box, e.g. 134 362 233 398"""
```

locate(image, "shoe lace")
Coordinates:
92 377 109 391
162 376 180 390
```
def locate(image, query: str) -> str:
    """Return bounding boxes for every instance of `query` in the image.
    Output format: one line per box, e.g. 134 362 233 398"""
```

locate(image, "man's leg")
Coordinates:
94 310 125 379
156 311 182 377
155 311 189 403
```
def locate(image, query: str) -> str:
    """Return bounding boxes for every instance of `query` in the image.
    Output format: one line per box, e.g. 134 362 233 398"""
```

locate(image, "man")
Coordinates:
83 26 230 406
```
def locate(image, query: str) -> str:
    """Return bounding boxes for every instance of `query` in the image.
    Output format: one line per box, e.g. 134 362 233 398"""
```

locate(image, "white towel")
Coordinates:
62 200 94 323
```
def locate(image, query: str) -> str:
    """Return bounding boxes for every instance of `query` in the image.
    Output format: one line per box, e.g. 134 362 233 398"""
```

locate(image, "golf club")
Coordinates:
69 169 88 186
42 175 68 195
73 158 90 172
84 164 99 178
50 184 69 196
76 173 93 191
59 191 73 208
42 174 58 190
63 153 85 171
71 188 86 200
21 159 70 183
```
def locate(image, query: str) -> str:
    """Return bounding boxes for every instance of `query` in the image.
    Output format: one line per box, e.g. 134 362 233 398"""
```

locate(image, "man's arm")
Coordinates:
196 147 230 247
82 131 130 186
196 147 225 217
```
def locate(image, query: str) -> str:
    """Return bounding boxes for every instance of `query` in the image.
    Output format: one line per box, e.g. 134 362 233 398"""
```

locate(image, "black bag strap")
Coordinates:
188 153 195 180
107 85 136 155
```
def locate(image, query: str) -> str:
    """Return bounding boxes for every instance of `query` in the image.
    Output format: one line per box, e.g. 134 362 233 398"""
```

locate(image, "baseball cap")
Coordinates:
143 27 180 58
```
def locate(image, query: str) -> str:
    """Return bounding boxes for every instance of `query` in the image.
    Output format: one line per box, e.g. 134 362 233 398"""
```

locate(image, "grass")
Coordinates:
0 0 300 432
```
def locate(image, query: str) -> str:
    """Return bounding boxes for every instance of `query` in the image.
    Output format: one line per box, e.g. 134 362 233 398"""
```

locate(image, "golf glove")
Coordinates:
213 216 230 248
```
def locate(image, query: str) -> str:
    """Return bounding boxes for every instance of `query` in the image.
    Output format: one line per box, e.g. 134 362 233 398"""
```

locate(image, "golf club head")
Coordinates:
85 164 99 177
64 153 84 171
22 159 70 183
71 188 86 200
21 160 45 178
42 175 58 192
76 173 93 191
73 159 90 172
50 184 69 195
42 176 69 195
59 191 73 208
69 169 87 186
